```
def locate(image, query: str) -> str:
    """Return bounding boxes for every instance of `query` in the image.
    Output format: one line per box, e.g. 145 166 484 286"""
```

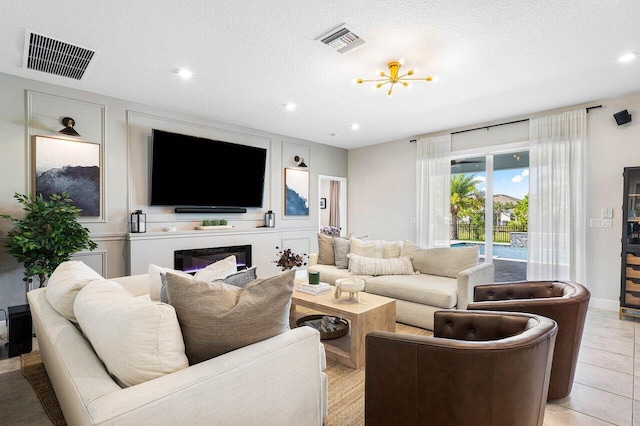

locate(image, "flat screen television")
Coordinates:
150 129 267 208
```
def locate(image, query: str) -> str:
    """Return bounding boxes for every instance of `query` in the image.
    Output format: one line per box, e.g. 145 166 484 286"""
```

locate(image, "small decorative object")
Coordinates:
296 315 349 340
1 192 98 288
264 210 275 227
334 277 365 302
196 218 234 230
274 246 307 271
130 210 146 233
320 198 326 209
308 271 320 285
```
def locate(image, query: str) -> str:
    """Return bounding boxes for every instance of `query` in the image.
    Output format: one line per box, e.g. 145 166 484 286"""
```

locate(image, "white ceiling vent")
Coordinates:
23 31 97 80
316 24 365 54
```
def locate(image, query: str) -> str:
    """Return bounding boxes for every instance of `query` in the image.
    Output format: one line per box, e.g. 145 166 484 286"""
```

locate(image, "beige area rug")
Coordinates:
21 350 67 426
20 323 431 426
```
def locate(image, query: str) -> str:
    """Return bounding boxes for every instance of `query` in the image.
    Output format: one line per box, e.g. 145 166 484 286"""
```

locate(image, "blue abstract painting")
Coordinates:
285 168 309 216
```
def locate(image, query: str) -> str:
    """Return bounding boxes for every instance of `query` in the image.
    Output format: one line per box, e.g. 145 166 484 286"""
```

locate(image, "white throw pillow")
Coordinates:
193 255 238 282
74 279 188 387
148 264 192 302
347 253 414 276
383 241 402 259
350 238 384 258
46 260 104 323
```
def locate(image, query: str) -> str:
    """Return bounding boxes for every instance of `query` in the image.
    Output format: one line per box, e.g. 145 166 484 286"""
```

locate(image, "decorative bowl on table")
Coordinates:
296 314 349 340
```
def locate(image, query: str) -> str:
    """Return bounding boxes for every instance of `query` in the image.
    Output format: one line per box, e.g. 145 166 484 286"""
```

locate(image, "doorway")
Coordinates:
318 175 347 234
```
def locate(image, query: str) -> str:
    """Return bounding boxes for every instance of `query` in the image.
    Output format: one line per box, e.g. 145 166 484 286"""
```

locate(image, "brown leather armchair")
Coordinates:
365 310 558 426
468 280 590 400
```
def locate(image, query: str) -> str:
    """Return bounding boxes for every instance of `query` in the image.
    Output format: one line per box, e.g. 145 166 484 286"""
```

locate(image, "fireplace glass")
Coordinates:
174 245 252 274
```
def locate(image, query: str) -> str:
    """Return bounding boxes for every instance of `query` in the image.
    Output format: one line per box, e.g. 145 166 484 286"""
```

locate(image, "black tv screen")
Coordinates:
150 129 267 207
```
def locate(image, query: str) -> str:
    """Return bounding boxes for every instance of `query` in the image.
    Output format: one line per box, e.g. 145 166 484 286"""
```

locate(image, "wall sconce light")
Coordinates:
294 155 308 168
59 117 80 137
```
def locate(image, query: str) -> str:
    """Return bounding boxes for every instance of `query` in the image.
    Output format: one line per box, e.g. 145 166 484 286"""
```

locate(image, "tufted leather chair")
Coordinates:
468 280 590 400
365 310 558 426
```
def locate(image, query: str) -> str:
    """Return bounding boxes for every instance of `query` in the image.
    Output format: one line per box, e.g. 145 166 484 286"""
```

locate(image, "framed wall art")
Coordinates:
320 198 326 209
284 168 309 216
33 135 101 217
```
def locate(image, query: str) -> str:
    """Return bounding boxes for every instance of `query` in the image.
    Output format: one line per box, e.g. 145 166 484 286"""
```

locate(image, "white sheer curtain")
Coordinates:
528 109 587 282
416 134 451 248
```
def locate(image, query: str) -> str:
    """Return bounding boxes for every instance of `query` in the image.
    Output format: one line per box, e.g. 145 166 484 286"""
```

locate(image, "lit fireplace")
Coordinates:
174 245 252 274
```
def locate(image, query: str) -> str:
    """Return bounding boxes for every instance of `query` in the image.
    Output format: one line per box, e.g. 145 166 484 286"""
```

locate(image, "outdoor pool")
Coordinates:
451 242 527 261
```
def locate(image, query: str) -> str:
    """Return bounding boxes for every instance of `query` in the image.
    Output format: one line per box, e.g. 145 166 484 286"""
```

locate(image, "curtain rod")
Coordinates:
409 105 602 142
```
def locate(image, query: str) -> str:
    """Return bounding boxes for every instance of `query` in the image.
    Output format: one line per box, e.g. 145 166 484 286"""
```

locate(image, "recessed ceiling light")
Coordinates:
618 52 638 64
351 124 360 130
285 103 297 111
177 68 193 79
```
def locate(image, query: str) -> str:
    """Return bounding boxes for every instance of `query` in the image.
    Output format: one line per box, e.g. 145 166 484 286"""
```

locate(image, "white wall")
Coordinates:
0 73 348 315
349 92 640 310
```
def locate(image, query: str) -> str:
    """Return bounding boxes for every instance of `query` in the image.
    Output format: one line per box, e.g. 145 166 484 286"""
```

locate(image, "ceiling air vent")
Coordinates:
23 31 97 80
316 24 365 54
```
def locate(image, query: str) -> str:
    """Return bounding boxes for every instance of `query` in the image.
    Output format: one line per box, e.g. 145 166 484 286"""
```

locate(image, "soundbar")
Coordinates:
175 207 247 214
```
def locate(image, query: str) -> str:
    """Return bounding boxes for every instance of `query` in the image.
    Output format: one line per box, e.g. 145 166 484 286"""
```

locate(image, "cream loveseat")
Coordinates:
27 261 328 426
307 237 495 330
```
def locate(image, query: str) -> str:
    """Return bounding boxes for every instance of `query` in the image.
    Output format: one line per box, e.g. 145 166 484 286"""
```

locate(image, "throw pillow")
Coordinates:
404 242 479 278
193 255 238 282
46 260 104 323
334 237 351 269
350 237 384 258
148 264 192 303
383 241 402 259
166 270 295 365
74 280 188 387
347 253 415 276
214 266 258 288
317 233 336 265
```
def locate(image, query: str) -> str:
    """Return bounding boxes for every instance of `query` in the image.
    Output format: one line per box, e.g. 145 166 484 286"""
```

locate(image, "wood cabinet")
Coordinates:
620 167 640 319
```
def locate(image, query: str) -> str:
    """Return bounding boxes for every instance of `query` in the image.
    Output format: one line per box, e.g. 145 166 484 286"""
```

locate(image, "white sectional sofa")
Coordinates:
28 267 328 426
307 238 495 330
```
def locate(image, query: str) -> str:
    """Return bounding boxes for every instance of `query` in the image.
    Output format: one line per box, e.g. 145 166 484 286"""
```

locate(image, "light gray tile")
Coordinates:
579 345 634 375
574 361 633 398
586 315 635 332
544 402 613 425
583 324 635 342
581 333 634 357
557 382 632 425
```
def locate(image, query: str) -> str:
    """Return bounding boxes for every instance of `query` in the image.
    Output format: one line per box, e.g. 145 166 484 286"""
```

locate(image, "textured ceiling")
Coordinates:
2 1 640 149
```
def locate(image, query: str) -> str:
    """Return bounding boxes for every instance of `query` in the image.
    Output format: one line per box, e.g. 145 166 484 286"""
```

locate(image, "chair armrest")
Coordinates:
309 253 319 266
456 262 495 309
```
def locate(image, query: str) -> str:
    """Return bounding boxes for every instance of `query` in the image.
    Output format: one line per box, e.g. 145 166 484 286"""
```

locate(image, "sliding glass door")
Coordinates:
451 150 529 281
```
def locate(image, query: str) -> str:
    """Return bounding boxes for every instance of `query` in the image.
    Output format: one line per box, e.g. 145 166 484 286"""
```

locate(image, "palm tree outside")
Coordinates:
450 174 483 240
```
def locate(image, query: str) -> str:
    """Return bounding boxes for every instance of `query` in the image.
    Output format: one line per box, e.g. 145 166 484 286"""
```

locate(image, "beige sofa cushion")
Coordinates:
166 270 295 365
74 279 188 387
347 253 414 276
365 274 458 309
401 241 478 278
383 241 402 258
46 260 104 323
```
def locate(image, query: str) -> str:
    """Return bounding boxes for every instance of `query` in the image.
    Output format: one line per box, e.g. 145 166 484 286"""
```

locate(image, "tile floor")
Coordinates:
0 307 639 425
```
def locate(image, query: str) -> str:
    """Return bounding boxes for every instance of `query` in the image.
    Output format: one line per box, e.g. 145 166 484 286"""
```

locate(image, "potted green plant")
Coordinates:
1 192 98 288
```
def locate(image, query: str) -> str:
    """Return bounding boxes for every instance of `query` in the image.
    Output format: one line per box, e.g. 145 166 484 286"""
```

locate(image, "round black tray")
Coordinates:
296 314 349 340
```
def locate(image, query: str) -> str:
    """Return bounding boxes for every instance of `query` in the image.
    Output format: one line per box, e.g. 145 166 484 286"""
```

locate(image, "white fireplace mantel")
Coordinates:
127 227 316 277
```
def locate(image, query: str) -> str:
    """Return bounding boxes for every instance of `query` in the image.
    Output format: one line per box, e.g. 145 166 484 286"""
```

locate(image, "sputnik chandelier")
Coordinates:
356 61 433 96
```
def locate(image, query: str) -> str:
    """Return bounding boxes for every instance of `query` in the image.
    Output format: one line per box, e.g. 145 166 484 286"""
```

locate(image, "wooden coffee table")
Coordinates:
290 283 396 369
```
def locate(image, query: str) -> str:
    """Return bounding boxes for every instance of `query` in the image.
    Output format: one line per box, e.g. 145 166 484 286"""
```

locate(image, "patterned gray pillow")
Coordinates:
334 237 351 269
166 270 295 365
215 266 258 288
